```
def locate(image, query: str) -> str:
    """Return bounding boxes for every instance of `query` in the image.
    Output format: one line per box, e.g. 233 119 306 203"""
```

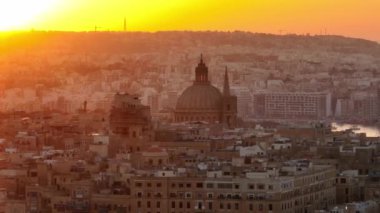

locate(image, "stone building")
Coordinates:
109 93 153 155
110 93 152 138
174 56 237 128
129 160 336 213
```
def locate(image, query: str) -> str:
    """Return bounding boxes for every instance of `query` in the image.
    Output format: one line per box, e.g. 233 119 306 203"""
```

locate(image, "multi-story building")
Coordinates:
350 92 378 122
25 181 131 213
129 160 336 213
109 93 152 138
109 93 153 155
253 92 331 121
335 170 363 204
231 86 252 120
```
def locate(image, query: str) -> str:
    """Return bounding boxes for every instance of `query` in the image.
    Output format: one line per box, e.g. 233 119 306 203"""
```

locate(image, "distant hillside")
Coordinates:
1 31 379 56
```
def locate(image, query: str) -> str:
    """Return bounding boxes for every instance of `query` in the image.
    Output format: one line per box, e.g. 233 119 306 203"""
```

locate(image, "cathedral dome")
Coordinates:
176 84 222 111
174 55 237 128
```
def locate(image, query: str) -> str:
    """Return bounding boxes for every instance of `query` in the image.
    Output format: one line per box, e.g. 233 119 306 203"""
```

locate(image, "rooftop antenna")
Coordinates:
94 25 103 32
124 17 127 31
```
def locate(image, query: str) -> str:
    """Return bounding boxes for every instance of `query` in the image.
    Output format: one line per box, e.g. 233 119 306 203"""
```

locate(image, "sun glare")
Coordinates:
0 0 59 31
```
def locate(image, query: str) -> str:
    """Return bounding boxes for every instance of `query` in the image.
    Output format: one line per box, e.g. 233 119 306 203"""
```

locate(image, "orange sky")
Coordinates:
1 0 380 41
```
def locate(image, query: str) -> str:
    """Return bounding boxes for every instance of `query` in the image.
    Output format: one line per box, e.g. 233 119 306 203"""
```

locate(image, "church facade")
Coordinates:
174 56 237 128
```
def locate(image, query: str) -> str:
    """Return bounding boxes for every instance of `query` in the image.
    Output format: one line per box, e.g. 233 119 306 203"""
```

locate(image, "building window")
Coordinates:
249 203 253 211
257 184 265 190
156 202 160 208
147 201 151 208
196 183 203 188
269 204 273 211
197 202 202 210
171 201 175 209
217 183 232 189
208 202 213 210
206 183 214 188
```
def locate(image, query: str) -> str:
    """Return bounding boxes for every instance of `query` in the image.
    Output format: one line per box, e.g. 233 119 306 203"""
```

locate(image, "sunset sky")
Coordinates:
1 0 380 41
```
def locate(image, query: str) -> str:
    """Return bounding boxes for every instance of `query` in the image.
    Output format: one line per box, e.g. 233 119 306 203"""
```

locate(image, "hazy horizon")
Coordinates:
1 0 380 42
1 30 379 44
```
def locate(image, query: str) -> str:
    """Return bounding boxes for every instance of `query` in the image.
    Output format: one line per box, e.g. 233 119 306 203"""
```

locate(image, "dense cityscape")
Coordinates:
0 31 380 212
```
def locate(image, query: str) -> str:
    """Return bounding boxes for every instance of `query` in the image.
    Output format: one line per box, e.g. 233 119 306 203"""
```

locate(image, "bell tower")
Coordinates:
222 67 237 128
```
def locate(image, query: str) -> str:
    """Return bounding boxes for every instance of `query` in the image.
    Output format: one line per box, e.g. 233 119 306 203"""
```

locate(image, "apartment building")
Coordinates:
253 92 331 120
129 160 336 213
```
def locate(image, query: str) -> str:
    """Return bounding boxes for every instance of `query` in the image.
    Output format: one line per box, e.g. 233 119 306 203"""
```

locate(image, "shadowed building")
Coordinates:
110 93 151 138
174 56 237 128
109 93 153 155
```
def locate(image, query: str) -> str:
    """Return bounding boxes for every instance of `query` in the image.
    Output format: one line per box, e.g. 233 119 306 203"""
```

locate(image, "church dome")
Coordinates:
174 55 237 128
176 84 222 111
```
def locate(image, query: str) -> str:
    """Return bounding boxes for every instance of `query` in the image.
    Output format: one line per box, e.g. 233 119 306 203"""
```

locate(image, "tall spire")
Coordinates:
223 66 230 96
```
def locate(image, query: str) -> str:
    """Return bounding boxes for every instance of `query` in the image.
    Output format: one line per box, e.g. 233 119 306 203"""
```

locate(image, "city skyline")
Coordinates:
1 1 380 212
1 0 380 42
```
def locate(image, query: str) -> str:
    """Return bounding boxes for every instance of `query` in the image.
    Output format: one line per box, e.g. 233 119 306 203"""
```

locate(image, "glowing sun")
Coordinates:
0 0 59 30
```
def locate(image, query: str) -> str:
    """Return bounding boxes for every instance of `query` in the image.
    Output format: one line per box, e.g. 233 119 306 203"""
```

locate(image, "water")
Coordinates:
331 122 380 137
